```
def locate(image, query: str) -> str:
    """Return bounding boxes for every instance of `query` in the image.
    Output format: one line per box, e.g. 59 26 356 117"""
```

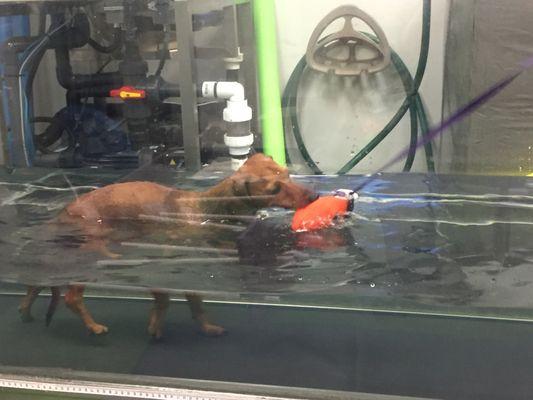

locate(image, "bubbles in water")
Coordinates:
369 282 376 288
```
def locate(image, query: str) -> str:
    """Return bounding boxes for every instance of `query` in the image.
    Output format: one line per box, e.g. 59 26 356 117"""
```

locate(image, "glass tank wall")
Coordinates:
0 1 532 399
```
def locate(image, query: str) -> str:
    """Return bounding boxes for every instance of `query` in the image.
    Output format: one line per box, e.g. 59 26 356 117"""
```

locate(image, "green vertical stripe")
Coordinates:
252 0 287 166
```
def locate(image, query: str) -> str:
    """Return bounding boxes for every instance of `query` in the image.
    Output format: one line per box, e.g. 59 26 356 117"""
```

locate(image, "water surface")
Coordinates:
0 167 532 318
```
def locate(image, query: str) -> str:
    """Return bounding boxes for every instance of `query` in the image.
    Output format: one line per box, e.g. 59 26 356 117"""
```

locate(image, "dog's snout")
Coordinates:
308 191 319 203
296 187 318 208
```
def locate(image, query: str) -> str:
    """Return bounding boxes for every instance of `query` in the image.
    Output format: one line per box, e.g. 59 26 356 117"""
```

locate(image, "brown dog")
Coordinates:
19 154 317 338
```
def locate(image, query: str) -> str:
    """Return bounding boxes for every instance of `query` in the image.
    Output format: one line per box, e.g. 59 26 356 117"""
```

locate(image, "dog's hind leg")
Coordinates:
45 287 61 326
19 286 43 322
185 293 226 336
64 285 108 335
148 291 170 339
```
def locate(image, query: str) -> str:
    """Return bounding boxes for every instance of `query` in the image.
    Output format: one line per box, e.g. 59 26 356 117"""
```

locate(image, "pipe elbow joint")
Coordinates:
201 81 254 169
201 81 252 123
201 81 245 101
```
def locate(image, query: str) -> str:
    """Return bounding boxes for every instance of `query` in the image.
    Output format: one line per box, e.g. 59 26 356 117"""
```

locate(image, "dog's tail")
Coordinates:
45 287 61 326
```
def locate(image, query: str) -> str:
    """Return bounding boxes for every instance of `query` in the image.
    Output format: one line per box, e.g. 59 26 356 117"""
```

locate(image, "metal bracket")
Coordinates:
174 0 202 172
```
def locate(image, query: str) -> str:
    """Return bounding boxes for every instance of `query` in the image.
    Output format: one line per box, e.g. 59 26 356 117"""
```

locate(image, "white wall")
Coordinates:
275 0 450 174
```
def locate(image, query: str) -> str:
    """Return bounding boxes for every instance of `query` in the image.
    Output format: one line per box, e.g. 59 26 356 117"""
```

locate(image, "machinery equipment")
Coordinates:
0 0 259 171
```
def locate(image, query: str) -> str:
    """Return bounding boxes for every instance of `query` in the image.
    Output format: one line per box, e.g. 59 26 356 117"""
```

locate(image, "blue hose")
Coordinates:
15 19 68 166
0 14 30 166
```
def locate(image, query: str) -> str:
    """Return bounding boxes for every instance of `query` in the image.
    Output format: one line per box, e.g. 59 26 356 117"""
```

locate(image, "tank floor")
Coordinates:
0 295 532 400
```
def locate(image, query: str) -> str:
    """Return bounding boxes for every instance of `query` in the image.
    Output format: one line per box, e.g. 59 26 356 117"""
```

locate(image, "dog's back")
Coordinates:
63 181 196 222
21 154 318 337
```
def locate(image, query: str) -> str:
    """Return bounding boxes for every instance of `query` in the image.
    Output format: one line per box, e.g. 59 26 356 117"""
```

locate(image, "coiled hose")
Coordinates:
282 0 434 175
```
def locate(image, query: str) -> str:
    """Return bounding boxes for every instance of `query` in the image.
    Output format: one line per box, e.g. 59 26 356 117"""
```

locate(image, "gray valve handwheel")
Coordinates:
306 5 391 76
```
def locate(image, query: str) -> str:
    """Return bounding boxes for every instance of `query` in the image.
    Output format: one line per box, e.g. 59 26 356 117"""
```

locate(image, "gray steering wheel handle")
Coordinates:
306 5 391 76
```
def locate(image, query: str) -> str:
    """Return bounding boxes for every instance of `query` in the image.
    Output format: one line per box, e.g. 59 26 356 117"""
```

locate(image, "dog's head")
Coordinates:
230 154 317 210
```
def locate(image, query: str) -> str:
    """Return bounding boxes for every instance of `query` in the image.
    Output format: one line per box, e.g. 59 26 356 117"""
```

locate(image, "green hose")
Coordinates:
252 0 287 166
283 0 434 175
282 57 323 175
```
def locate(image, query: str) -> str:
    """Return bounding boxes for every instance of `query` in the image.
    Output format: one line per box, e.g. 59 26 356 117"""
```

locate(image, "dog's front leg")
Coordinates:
148 291 170 339
185 293 226 336
64 285 108 335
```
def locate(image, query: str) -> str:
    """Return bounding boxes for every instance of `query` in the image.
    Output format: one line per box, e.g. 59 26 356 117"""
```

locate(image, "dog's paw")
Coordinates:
18 308 34 323
88 323 109 335
148 324 163 340
200 323 227 337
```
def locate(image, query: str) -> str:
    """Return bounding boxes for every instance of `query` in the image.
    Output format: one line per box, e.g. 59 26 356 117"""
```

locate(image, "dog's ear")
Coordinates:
232 173 281 199
231 174 251 197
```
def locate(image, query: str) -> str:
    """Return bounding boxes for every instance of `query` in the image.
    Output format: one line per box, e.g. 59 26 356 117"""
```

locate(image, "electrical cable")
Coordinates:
155 41 168 77
18 19 71 166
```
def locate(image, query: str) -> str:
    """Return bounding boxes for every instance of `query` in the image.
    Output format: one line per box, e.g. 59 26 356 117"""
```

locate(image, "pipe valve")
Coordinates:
201 81 254 170
109 86 146 100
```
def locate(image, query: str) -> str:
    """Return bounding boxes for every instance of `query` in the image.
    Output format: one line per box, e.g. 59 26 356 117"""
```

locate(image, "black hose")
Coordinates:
96 57 113 74
19 19 71 161
283 49 427 175
411 0 435 171
155 57 166 77
282 57 322 175
154 35 170 77
66 85 117 103
338 0 432 174
55 45 123 90
50 14 122 91
31 116 75 153
404 99 420 172
87 29 122 54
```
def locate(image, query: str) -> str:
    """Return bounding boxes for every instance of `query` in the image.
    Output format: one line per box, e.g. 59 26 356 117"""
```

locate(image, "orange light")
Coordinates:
109 86 146 100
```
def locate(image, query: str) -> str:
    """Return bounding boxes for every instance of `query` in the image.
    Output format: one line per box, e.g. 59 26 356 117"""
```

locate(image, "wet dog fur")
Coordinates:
18 154 317 339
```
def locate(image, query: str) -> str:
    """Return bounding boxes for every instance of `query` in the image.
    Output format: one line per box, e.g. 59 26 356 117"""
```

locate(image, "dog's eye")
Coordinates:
271 182 282 194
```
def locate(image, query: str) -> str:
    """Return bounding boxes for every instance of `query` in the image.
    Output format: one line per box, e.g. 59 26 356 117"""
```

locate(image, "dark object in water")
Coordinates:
237 215 296 266
237 213 353 266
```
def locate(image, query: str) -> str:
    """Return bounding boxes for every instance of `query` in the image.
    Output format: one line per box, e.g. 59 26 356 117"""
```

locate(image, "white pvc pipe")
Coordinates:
201 81 245 102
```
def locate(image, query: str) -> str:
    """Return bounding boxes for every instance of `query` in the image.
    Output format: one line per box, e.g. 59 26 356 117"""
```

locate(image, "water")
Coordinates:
0 167 532 319
1 167 533 399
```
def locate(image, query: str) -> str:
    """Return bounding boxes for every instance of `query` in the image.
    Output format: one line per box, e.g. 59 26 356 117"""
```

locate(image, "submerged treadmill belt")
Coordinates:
0 296 532 400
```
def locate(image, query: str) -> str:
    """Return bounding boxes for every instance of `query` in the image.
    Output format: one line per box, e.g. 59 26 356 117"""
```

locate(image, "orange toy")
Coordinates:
291 190 356 232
